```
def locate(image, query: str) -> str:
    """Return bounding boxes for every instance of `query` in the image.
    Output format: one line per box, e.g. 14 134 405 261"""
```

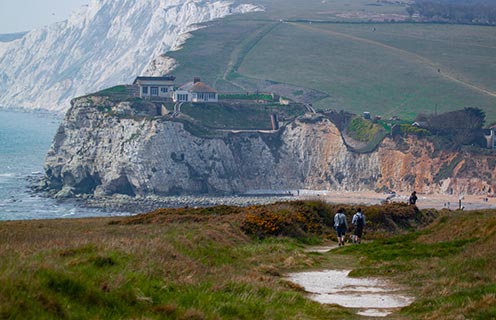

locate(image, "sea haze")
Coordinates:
0 109 121 220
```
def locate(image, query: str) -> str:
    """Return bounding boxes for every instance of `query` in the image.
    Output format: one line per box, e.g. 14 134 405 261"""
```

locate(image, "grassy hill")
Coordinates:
340 209 496 319
168 0 496 123
180 100 305 131
1 201 494 319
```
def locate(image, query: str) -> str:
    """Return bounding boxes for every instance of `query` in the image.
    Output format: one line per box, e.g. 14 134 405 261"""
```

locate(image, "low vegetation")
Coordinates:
408 0 496 25
169 1 496 123
342 116 389 152
218 93 274 101
91 85 136 101
0 203 353 320
180 101 305 130
339 209 496 319
1 201 493 319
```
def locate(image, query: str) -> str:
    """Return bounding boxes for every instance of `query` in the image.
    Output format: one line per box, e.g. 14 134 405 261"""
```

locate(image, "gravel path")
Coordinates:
287 246 414 318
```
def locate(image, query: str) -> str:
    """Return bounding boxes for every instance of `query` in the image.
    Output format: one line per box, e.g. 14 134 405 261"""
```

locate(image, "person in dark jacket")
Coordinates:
352 208 365 244
409 191 418 205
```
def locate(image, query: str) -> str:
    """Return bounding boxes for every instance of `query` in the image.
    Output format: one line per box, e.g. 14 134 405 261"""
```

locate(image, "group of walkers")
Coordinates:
334 191 418 246
334 208 365 246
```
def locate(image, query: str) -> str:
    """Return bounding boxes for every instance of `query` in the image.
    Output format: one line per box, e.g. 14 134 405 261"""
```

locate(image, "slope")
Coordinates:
169 1 496 122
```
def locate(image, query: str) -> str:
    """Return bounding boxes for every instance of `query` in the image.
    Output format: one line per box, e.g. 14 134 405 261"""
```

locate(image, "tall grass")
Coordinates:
337 209 496 320
0 210 353 319
1 204 494 319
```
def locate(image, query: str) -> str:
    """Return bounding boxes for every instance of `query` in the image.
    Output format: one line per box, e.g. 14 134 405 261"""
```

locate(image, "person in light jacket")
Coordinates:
334 208 348 246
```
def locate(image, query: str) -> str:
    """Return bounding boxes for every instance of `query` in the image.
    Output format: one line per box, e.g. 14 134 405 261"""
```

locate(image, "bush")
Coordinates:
240 201 438 241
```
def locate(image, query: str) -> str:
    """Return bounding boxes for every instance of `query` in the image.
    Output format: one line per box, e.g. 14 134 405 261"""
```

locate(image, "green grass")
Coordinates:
346 116 385 142
168 0 496 123
239 22 496 121
1 203 495 319
0 213 355 320
180 101 305 130
91 85 135 101
332 209 496 319
219 93 274 101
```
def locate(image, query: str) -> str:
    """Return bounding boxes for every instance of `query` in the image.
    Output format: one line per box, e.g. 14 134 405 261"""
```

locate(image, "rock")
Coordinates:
43 96 496 199
54 187 75 199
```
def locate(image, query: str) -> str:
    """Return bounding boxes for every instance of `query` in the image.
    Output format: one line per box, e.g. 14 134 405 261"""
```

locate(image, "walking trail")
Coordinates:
291 22 496 99
286 245 413 317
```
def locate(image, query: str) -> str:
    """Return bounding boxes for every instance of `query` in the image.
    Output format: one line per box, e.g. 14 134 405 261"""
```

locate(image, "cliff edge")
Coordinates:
43 96 496 198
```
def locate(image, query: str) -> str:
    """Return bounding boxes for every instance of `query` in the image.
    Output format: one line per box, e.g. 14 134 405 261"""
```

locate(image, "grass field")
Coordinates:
238 22 496 121
339 209 496 319
169 0 496 123
180 101 305 130
0 202 494 319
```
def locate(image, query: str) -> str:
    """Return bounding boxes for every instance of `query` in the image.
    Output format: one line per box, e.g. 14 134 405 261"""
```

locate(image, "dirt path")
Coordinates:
290 22 496 99
217 22 281 91
288 245 414 317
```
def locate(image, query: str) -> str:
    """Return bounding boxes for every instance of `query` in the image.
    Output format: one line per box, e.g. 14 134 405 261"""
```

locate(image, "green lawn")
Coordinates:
168 0 496 123
1 202 494 319
180 102 305 130
238 22 496 121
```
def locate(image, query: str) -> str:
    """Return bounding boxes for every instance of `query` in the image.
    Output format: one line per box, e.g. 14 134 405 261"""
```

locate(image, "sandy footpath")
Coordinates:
297 190 496 211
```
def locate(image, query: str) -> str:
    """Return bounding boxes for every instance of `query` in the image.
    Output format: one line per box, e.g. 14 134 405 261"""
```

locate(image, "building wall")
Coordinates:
173 90 190 102
140 85 174 98
191 92 218 102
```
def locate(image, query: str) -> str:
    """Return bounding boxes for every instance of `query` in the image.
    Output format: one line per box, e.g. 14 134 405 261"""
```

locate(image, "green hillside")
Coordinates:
169 0 496 123
1 202 495 319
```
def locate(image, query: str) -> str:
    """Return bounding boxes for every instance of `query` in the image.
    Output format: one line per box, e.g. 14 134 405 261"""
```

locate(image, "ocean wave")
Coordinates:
0 173 16 178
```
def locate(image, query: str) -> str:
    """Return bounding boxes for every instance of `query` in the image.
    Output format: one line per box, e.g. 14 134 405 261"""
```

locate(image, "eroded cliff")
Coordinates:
44 97 496 197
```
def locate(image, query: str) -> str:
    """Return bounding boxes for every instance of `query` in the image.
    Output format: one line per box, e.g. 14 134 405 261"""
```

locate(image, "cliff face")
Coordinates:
44 97 496 197
0 0 261 111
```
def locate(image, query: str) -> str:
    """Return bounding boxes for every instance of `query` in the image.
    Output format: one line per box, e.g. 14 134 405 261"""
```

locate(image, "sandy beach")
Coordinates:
297 190 496 211
74 190 496 215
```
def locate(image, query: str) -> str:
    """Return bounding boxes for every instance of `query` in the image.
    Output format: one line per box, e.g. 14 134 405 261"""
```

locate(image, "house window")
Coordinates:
151 87 159 96
177 94 188 102
160 87 168 93
142 86 148 95
208 93 216 100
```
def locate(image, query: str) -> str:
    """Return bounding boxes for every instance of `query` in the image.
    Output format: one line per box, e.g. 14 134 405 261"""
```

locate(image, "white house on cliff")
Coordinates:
133 76 176 99
133 76 218 103
173 77 218 103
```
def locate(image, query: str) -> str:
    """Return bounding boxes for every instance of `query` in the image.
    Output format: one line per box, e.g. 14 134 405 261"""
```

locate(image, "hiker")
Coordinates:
352 208 365 244
409 191 418 205
334 208 348 246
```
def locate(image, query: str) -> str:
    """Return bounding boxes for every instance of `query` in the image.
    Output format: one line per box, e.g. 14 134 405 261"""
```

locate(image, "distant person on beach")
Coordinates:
352 208 365 244
409 191 418 205
334 208 348 246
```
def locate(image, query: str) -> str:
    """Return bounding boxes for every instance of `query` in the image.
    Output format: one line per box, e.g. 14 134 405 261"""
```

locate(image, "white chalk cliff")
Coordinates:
44 96 496 197
0 0 261 111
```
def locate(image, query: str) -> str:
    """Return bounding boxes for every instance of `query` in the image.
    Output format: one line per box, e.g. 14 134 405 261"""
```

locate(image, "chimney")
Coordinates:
193 77 201 84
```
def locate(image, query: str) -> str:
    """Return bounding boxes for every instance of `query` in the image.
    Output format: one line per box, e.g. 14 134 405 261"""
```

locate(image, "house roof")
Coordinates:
190 82 217 93
178 81 194 91
133 75 176 84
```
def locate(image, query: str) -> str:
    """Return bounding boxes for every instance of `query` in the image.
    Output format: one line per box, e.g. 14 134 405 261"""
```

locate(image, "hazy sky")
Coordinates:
0 0 89 34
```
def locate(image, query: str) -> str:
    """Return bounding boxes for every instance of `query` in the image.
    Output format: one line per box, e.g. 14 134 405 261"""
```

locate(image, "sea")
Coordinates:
0 109 298 221
0 109 123 221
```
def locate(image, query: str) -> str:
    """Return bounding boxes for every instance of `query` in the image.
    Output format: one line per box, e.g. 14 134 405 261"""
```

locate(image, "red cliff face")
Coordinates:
376 136 496 195
44 103 496 197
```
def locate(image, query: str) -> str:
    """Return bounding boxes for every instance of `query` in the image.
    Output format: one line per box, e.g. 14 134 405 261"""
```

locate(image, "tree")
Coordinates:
425 107 486 147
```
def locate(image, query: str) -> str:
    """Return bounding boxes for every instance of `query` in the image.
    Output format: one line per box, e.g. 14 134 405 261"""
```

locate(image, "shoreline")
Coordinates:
77 190 496 215
302 190 496 211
